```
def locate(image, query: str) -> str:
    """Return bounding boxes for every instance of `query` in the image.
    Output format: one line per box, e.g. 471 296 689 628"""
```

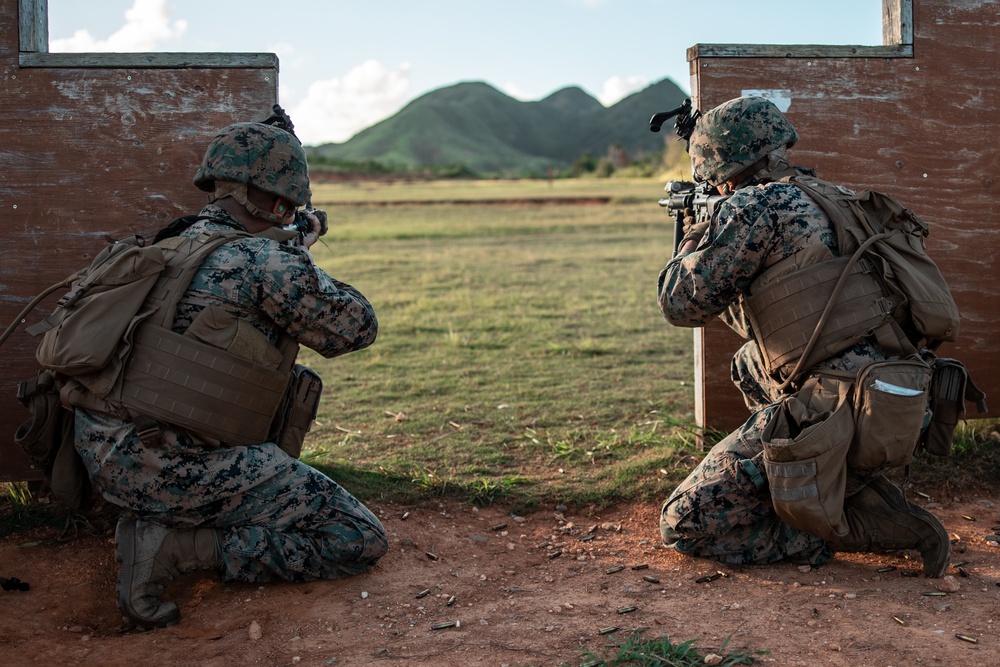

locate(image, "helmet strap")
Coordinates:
210 181 285 225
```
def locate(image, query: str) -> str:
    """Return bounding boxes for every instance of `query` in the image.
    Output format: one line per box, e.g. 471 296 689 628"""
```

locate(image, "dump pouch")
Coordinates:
14 370 91 510
919 355 988 456
761 375 854 542
849 357 931 472
273 364 324 459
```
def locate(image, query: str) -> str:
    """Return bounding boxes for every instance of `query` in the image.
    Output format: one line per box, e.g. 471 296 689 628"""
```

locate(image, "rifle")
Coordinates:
648 99 729 257
659 181 728 257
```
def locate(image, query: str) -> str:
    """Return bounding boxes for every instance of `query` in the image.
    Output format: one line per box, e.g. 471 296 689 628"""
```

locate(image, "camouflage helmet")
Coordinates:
688 97 798 186
193 122 311 206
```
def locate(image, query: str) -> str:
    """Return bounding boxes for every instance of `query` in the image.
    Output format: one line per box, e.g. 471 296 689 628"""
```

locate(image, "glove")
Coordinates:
679 210 709 248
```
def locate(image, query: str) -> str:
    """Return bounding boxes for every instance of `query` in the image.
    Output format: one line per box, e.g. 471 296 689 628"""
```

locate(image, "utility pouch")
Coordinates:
14 370 91 510
849 357 932 471
920 356 987 456
274 364 323 459
762 376 854 542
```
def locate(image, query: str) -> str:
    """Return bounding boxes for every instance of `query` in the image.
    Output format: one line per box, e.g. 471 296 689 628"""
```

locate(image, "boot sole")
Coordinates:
115 518 181 630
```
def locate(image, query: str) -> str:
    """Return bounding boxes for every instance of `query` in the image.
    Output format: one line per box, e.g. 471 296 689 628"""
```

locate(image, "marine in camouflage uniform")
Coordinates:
74 118 387 629
656 97 950 573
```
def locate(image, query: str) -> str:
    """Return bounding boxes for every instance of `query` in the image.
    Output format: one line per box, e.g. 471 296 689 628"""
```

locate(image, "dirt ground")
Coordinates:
1 494 998 667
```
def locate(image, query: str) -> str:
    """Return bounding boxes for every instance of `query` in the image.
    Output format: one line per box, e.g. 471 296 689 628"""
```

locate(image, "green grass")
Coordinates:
310 177 682 205
300 180 701 511
543 630 766 667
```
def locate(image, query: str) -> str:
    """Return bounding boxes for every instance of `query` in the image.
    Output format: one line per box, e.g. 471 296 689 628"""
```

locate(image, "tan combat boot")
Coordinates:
827 476 951 577
115 517 223 630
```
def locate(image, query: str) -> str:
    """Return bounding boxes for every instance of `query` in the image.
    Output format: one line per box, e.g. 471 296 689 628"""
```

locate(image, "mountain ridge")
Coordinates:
306 78 688 176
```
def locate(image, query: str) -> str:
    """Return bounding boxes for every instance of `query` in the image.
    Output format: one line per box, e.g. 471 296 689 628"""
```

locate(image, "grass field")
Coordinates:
298 178 705 511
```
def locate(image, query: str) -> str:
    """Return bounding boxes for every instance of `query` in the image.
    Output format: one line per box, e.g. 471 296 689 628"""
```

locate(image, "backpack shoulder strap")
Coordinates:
144 230 249 330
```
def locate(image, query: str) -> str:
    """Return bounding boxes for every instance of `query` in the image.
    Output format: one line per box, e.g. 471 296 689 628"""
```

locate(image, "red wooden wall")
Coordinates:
687 0 998 433
0 0 278 481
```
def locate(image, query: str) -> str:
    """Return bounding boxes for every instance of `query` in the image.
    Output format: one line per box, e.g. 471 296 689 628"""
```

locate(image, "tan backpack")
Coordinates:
785 176 961 348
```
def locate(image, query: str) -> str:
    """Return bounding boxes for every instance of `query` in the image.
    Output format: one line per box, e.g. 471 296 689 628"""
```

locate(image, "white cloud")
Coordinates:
289 60 413 146
598 75 649 106
50 0 187 52
502 81 534 101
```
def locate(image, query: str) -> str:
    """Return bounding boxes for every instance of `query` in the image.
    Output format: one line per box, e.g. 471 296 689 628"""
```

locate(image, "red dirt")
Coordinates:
2 496 998 666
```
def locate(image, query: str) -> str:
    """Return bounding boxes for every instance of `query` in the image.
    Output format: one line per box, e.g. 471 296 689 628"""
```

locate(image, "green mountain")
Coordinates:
306 78 688 176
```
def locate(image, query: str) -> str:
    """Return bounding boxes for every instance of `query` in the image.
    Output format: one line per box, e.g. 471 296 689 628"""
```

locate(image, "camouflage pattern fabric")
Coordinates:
688 97 798 186
660 408 833 565
75 207 386 582
657 178 890 565
194 123 311 206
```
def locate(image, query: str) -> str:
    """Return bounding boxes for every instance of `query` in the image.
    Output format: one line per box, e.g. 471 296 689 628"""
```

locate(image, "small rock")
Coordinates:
936 575 961 593
361 591 369 599
797 565 811 573
248 620 263 641
703 654 724 665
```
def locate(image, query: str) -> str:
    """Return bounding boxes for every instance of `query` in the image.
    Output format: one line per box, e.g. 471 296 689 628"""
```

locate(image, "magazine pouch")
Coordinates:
919 355 987 456
273 365 323 459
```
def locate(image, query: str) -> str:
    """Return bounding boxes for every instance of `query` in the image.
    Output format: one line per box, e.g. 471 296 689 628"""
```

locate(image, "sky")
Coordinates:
47 0 884 146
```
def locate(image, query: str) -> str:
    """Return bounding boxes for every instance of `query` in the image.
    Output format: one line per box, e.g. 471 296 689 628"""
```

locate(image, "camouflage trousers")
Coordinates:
75 408 387 583
660 405 833 566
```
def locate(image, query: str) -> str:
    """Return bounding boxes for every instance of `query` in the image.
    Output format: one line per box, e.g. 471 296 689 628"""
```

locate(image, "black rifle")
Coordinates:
648 98 701 142
648 98 728 257
659 181 728 257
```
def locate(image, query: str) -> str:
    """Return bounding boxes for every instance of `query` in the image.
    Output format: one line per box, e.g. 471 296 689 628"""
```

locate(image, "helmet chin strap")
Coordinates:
210 181 285 225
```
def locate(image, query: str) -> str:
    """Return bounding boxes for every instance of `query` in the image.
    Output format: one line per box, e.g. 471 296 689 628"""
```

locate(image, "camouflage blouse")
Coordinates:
175 204 377 358
657 179 887 408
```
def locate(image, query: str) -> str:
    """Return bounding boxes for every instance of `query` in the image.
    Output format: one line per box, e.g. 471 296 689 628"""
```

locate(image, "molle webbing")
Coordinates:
121 324 290 446
745 253 898 377
116 231 298 446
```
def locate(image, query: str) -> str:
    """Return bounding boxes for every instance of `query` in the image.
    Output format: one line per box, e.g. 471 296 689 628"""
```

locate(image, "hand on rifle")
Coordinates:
679 208 709 250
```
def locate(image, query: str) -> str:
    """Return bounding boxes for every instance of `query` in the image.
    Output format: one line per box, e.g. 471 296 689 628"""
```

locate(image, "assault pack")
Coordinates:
5 219 322 509
747 174 986 439
747 174 961 383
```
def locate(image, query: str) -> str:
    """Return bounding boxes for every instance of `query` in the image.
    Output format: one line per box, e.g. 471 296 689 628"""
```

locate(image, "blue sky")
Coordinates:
47 0 884 146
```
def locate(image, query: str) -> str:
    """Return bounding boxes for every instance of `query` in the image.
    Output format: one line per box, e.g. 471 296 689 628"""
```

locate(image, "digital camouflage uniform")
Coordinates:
657 180 890 566
76 207 387 583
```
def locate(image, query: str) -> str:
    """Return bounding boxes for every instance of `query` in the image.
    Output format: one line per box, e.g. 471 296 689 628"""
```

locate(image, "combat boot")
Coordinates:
826 476 950 577
115 517 223 630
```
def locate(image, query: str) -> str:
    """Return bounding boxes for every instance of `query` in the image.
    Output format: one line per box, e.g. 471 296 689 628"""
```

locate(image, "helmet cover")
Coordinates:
193 122 311 206
688 97 798 185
